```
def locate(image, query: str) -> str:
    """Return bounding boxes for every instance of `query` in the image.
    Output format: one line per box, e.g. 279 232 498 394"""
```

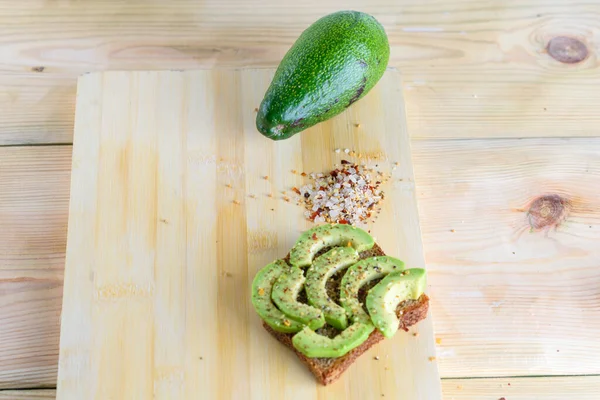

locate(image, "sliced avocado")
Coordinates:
289 224 374 268
292 320 375 358
272 266 325 330
339 256 405 322
366 268 427 338
256 11 390 140
251 260 304 333
305 246 359 329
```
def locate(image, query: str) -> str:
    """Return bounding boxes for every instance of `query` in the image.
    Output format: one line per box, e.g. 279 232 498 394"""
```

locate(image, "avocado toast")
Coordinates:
251 224 429 385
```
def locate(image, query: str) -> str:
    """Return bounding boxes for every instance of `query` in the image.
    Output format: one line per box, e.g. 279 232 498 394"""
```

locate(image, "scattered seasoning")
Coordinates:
291 170 297 174
267 193 273 198
428 356 436 362
283 196 290 202
413 332 419 337
263 175 269 180
301 172 307 177
450 229 456 233
292 187 301 195
257 288 265 296
402 270 411 275
233 200 241 205
294 162 386 225
312 233 318 240
374 356 380 360
283 319 291 327
355 123 361 128
225 183 232 188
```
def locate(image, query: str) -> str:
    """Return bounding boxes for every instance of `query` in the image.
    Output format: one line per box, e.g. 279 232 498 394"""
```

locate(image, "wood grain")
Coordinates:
442 376 600 400
413 138 600 377
2 0 600 144
0 277 62 389
7 374 600 400
0 146 71 272
0 390 56 399
55 69 441 399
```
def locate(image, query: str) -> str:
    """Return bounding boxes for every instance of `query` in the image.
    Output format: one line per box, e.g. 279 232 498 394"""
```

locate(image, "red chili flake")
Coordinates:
292 187 301 195
339 219 349 225
309 211 319 220
312 233 318 240
319 186 326 191
341 159 351 165
301 172 307 177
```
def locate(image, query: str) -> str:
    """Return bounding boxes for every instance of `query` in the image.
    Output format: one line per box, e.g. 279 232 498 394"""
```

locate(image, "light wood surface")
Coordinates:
2 0 600 144
2 1 599 398
0 390 57 400
442 376 600 400
8 374 600 400
55 69 441 399
413 137 600 377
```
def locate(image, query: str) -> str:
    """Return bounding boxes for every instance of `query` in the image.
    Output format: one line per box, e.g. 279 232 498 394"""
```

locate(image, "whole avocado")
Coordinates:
256 10 390 140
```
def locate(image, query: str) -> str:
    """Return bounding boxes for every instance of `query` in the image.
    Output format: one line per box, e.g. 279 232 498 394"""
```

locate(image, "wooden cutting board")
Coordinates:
56 69 441 399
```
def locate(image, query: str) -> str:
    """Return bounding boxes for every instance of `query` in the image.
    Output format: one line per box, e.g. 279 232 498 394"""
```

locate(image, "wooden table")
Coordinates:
1 1 599 399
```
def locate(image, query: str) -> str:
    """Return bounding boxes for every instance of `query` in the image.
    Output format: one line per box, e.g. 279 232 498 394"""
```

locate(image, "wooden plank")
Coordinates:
1 0 600 144
0 390 56 399
0 146 71 272
0 277 62 389
2 137 600 388
413 137 600 377
442 376 600 400
56 69 441 399
4 375 600 400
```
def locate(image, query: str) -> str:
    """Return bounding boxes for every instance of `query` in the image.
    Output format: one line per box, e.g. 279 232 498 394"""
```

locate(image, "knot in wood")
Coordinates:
528 194 570 230
547 36 588 64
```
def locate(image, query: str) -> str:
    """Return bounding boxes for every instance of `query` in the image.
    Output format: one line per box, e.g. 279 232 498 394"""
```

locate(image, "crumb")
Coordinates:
456 385 462 390
374 356 379 360
413 332 419 337
225 183 232 188
436 338 442 345
160 218 168 224
263 175 269 180
428 356 436 362
267 193 273 198
450 229 455 233
232 200 241 205
257 288 265 296
254 107 258 112
355 123 361 128
248 194 256 199
394 162 400 166
291 170 297 174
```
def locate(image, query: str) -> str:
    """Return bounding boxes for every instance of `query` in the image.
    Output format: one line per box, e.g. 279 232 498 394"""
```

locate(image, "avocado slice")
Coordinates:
339 256 405 322
289 224 374 268
292 320 375 358
366 268 427 338
256 10 390 140
251 260 304 333
272 266 325 330
305 246 359 329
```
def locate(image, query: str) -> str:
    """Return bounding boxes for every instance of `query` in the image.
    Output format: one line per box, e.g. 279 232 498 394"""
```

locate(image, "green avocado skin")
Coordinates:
256 10 390 140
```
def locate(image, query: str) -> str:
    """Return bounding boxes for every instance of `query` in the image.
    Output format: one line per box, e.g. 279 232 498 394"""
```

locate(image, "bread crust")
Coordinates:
263 293 429 385
261 242 430 385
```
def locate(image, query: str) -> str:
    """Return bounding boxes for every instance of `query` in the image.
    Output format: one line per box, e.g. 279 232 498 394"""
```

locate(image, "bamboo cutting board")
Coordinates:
56 69 441 399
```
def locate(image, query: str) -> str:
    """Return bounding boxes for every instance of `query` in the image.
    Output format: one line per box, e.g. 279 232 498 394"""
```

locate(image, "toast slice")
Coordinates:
264 243 430 386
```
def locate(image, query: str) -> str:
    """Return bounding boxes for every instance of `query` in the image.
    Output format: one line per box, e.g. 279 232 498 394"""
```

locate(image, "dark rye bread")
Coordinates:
265 243 430 386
